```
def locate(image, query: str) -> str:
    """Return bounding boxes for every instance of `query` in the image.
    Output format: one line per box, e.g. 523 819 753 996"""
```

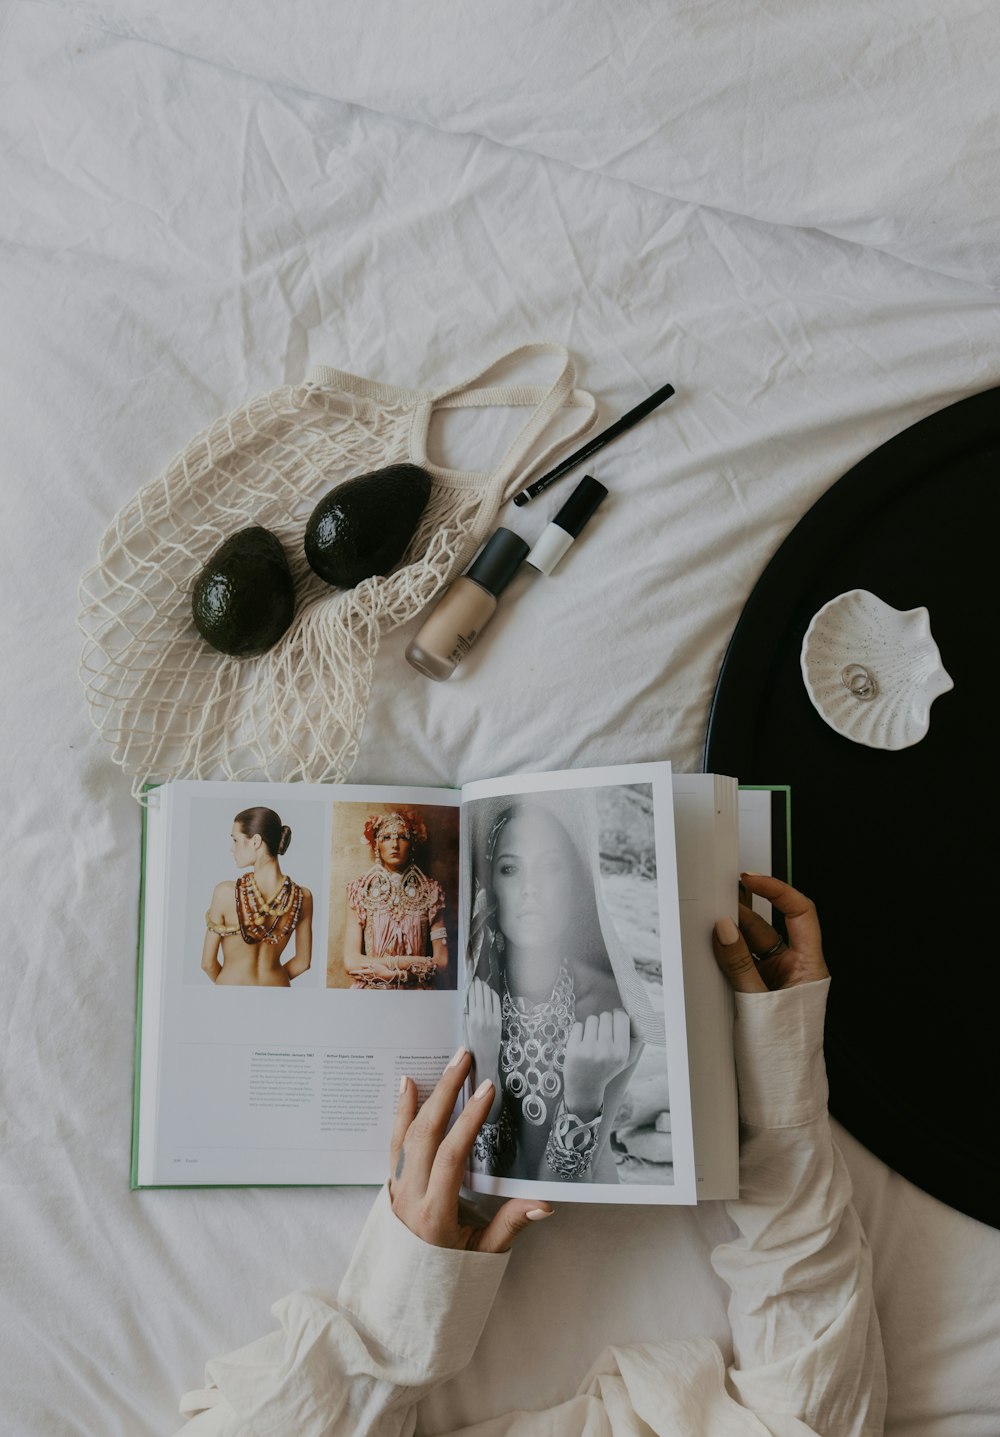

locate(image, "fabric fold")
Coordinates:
45 0 1000 287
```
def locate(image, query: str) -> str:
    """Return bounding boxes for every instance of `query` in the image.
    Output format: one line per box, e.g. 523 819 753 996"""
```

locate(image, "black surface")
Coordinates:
705 386 1000 1231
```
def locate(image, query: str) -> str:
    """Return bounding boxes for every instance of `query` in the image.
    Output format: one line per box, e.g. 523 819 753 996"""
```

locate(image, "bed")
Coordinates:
2 1 999 1432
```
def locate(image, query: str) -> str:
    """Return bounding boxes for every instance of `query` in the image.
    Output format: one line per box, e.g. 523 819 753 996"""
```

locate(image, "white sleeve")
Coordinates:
176 1186 509 1437
710 979 887 1437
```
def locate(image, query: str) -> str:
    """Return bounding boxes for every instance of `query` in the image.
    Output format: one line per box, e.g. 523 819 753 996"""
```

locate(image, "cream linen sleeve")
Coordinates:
711 978 887 1437
176 1185 509 1437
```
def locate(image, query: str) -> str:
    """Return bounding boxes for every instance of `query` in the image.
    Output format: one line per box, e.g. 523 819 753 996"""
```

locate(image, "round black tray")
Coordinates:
705 386 1000 1231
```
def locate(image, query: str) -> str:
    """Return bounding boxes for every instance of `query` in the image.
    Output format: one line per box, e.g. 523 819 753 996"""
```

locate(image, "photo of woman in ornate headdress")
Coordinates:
333 805 456 990
464 787 666 1183
201 806 313 987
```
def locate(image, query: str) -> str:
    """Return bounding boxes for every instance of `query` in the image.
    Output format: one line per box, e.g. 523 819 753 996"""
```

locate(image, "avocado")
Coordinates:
304 463 433 587
191 526 296 658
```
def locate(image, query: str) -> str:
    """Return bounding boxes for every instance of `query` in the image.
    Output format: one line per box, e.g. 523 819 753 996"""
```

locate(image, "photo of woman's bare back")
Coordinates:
201 806 314 987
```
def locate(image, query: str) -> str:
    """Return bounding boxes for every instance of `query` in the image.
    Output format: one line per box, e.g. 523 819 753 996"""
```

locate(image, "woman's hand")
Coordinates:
283 890 313 980
353 961 400 983
465 978 502 1085
390 1048 553 1252
713 873 829 993
562 1008 631 1119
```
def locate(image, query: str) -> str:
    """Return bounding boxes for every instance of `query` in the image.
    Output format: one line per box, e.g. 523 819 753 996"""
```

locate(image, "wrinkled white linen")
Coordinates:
2 2 1000 1434
176 982 886 1437
44 0 1000 289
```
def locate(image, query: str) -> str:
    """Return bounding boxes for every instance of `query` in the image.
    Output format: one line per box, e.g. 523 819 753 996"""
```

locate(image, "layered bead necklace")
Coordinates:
354 863 433 918
500 963 576 1126
235 872 303 944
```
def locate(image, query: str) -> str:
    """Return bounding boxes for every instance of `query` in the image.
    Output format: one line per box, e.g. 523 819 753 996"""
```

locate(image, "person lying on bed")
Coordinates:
176 873 887 1437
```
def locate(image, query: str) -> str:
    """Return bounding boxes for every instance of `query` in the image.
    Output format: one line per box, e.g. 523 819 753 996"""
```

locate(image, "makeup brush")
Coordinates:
512 381 675 506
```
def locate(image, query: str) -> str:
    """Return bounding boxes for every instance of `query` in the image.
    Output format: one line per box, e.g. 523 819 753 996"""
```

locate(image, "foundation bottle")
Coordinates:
405 527 529 680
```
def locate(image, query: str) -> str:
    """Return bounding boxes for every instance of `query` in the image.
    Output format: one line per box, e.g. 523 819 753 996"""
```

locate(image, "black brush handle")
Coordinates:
512 382 675 506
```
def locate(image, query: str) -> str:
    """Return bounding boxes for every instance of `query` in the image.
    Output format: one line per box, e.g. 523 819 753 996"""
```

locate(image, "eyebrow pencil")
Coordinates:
512 381 675 506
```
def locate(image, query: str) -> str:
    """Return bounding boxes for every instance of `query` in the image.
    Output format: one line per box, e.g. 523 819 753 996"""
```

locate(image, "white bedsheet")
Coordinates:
2 2 999 1433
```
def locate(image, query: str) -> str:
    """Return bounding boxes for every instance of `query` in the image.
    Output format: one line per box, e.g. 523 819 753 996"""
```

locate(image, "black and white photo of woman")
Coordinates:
463 788 666 1184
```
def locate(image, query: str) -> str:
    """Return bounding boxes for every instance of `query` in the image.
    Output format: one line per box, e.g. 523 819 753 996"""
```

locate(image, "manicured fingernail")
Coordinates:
525 1208 553 1221
399 1075 408 1095
715 918 740 945
447 1046 468 1069
473 1078 494 1100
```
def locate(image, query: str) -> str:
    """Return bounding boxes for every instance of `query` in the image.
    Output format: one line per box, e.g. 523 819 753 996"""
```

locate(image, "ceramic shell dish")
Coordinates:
800 589 953 750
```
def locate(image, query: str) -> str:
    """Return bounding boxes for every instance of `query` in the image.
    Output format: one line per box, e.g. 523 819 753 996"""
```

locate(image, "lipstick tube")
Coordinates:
525 474 607 575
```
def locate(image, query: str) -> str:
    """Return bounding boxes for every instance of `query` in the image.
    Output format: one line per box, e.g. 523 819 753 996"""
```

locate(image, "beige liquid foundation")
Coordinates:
405 528 529 680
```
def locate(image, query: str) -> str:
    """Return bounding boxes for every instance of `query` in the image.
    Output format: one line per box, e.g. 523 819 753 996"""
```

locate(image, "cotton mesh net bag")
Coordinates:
78 344 596 797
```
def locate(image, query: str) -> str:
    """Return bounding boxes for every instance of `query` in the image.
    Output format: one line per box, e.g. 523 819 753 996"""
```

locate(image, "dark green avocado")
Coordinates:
304 463 433 587
191 526 296 658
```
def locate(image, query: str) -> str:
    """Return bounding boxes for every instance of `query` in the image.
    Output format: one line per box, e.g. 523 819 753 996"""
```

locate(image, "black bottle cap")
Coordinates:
552 474 608 537
466 527 530 598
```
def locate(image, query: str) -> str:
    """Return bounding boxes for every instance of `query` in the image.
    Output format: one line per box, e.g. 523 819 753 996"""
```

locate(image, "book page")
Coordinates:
738 785 791 922
136 780 463 1186
457 763 696 1205
671 773 740 1201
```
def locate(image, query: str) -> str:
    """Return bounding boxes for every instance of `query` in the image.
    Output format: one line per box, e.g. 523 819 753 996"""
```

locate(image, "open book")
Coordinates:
133 763 788 1203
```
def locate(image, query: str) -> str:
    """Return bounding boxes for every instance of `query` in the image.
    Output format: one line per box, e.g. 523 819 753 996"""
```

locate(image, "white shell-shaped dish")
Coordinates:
800 589 953 750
